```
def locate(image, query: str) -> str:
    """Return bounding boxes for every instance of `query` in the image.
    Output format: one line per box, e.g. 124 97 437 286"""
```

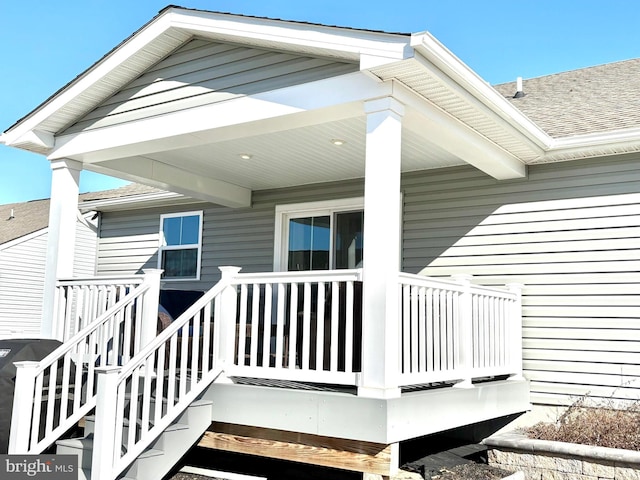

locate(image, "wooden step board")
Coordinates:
198 422 399 477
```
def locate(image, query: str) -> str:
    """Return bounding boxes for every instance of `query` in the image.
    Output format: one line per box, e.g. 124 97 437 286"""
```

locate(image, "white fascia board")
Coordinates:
523 127 640 163
88 157 251 208
49 72 390 163
3 8 409 150
168 9 412 65
410 32 551 152
549 127 640 152
1 13 178 147
393 82 526 179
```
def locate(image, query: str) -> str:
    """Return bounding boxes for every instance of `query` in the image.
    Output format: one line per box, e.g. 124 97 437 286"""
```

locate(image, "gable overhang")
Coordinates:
10 7 635 208
0 7 412 152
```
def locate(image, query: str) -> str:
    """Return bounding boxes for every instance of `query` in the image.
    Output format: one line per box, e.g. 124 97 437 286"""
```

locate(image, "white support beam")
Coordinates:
90 157 251 208
12 129 55 150
49 73 390 163
42 159 82 339
393 83 527 180
358 97 404 399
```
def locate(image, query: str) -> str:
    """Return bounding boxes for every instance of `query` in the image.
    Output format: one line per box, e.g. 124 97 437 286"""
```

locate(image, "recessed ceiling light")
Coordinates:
331 139 345 146
239 153 252 160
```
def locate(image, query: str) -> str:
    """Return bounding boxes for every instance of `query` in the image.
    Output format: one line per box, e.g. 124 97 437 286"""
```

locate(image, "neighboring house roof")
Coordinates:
79 183 164 201
0 198 51 246
494 59 640 138
0 183 178 246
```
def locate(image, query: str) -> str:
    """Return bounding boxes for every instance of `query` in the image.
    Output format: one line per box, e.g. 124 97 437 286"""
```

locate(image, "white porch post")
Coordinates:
358 97 404 399
42 159 82 340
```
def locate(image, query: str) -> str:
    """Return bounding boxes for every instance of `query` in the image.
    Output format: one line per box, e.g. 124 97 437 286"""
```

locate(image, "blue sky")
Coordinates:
1 0 639 204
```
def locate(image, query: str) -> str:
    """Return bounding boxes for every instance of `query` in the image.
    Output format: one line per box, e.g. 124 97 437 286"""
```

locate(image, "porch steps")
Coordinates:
56 399 213 480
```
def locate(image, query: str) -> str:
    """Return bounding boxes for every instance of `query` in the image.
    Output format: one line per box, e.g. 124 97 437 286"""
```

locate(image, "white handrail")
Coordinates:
56 275 145 286
9 274 157 454
98 276 232 480
234 269 363 284
54 275 146 340
226 269 363 384
117 279 228 380
397 273 522 387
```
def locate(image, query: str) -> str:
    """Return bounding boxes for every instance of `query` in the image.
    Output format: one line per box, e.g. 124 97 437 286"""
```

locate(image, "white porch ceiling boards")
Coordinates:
131 117 462 191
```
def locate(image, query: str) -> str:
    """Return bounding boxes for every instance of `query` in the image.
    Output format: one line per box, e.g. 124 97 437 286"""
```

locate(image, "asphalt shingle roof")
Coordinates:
0 183 167 246
0 198 51 246
494 58 640 138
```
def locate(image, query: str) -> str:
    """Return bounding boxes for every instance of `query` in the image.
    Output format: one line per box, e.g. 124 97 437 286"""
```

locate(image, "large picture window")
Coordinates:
158 211 203 280
275 198 364 271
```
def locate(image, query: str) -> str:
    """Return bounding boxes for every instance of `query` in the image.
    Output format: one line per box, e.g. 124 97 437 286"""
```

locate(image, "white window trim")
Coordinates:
273 197 364 271
158 210 203 281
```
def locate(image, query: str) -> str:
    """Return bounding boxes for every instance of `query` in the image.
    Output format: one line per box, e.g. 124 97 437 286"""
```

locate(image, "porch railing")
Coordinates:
82 267 522 480
91 269 232 480
397 273 522 388
9 271 161 454
54 275 146 341
226 269 363 385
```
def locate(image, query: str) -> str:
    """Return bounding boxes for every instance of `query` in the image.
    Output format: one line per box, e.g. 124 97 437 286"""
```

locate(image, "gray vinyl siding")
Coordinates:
96 179 365 291
410 154 640 407
74 217 98 276
96 154 640 407
63 38 358 134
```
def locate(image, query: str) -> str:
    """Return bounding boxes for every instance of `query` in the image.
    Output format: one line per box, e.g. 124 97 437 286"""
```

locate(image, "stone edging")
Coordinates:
483 432 640 480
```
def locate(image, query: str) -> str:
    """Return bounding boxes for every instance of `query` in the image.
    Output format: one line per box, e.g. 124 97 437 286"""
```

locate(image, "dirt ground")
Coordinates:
167 449 513 480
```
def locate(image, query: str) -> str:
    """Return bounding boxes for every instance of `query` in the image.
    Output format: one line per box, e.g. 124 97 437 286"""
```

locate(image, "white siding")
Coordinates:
0 232 47 338
0 216 98 338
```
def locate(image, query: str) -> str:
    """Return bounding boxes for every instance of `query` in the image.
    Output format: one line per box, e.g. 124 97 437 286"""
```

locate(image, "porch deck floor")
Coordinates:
229 375 511 395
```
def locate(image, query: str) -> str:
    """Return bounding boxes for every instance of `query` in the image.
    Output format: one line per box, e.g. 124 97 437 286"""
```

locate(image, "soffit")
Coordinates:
370 59 544 163
22 29 193 138
143 116 462 191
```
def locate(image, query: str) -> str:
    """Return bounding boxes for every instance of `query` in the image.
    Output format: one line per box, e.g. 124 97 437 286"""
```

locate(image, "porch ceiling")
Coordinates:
89 116 462 192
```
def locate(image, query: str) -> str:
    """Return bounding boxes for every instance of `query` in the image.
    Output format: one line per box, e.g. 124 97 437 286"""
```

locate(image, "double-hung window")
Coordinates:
158 211 203 280
275 198 364 271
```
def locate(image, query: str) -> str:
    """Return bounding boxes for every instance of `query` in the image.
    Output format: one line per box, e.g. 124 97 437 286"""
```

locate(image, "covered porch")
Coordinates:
1 8 534 477
34 62 532 399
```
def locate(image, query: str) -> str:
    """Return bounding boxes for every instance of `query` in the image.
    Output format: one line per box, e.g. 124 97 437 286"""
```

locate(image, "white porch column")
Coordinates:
358 97 404 399
42 159 82 340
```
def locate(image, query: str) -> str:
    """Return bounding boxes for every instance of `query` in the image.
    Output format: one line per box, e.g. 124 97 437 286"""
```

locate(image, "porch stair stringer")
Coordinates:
56 399 213 480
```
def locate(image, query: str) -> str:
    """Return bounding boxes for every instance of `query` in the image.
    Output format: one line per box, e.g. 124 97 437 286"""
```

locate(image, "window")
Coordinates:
158 211 203 280
274 198 364 271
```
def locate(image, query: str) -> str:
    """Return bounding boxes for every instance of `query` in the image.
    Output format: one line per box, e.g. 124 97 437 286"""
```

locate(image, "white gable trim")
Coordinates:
170 9 412 65
1 14 186 148
2 8 410 151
